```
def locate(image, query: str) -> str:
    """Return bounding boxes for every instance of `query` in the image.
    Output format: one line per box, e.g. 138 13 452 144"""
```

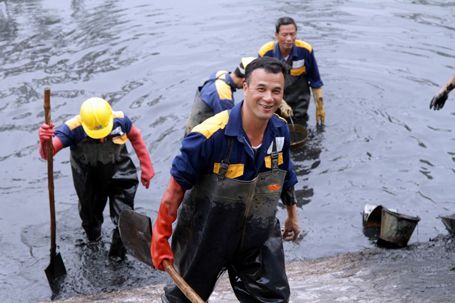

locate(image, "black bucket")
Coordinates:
288 122 308 149
362 204 383 239
378 208 420 248
440 214 455 235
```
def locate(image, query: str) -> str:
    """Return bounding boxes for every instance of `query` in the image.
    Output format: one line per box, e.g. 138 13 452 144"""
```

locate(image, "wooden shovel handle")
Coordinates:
44 88 57 258
163 260 204 303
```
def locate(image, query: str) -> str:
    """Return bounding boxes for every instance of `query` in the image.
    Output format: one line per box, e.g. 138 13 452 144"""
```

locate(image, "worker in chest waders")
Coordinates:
259 16 326 126
38 97 154 261
152 57 300 303
185 56 293 135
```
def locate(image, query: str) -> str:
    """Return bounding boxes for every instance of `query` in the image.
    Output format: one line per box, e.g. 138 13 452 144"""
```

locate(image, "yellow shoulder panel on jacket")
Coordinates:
191 110 229 139
215 80 233 100
112 111 125 118
258 41 275 57
65 115 82 130
295 40 313 52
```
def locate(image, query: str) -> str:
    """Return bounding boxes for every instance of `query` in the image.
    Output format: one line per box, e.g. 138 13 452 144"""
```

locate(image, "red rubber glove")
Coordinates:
38 123 63 159
128 126 155 188
151 176 185 270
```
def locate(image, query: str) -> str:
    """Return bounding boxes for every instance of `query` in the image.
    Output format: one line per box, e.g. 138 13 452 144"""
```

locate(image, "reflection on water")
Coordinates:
1 0 455 301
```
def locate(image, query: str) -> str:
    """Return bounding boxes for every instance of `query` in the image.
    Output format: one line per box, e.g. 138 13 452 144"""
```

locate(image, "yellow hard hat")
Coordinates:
235 57 256 78
80 97 114 139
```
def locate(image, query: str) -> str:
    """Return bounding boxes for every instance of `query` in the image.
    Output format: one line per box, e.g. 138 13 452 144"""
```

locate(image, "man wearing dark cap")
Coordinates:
184 57 255 135
259 16 326 126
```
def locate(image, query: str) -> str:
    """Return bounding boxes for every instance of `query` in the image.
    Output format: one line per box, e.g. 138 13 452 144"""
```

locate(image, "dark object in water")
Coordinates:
288 121 308 149
118 209 204 303
362 204 383 239
378 208 420 248
118 209 152 266
440 214 455 235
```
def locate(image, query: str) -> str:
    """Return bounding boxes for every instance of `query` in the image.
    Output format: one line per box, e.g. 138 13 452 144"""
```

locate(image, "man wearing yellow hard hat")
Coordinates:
38 97 154 261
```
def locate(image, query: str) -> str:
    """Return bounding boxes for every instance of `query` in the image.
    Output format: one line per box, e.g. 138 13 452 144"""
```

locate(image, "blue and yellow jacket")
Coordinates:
199 71 237 113
55 112 132 149
171 101 298 192
258 40 323 88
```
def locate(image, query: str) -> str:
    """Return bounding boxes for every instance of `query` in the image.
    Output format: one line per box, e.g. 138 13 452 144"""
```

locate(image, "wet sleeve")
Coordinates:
215 97 234 113
121 115 133 134
307 49 324 89
281 126 298 192
200 84 219 112
54 124 75 148
170 132 210 190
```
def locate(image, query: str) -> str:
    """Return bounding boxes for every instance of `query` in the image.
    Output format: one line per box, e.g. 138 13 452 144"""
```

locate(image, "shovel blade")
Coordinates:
118 209 153 266
45 252 66 291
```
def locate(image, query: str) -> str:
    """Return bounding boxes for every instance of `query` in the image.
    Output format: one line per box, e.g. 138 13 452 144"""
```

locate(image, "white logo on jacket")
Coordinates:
292 59 305 68
267 137 284 154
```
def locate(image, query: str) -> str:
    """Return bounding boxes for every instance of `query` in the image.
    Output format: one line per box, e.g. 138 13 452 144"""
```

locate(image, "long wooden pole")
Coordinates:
163 260 204 303
44 87 56 259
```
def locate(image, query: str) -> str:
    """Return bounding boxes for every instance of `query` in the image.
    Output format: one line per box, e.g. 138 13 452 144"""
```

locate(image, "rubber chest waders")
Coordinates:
70 136 138 240
276 43 311 124
184 73 231 135
164 139 290 303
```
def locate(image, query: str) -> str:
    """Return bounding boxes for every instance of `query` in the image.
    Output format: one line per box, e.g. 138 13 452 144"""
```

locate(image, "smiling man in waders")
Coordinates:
38 97 154 262
259 16 325 126
152 57 300 302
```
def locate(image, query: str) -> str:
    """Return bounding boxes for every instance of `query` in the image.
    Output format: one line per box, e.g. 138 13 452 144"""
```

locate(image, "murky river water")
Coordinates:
0 0 454 301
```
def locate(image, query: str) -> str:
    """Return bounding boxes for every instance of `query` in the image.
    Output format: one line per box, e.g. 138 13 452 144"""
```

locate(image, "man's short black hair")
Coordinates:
275 16 297 33
244 57 287 84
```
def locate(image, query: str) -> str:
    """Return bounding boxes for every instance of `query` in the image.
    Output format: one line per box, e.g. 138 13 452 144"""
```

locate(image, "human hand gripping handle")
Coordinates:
128 126 155 188
313 88 325 125
278 99 293 118
151 176 185 270
38 123 63 159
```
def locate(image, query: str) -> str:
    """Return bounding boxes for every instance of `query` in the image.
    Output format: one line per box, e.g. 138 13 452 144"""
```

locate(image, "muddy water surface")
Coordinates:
0 0 454 301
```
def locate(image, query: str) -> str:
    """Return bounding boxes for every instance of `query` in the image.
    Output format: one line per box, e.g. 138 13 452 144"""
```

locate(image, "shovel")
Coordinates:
118 209 204 303
43 88 67 290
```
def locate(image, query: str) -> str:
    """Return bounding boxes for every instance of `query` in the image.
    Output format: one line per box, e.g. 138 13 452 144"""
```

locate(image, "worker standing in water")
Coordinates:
259 16 326 126
152 57 300 302
38 97 154 261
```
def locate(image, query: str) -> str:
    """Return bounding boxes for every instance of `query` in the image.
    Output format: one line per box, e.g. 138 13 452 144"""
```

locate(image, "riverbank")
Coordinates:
48 234 455 303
